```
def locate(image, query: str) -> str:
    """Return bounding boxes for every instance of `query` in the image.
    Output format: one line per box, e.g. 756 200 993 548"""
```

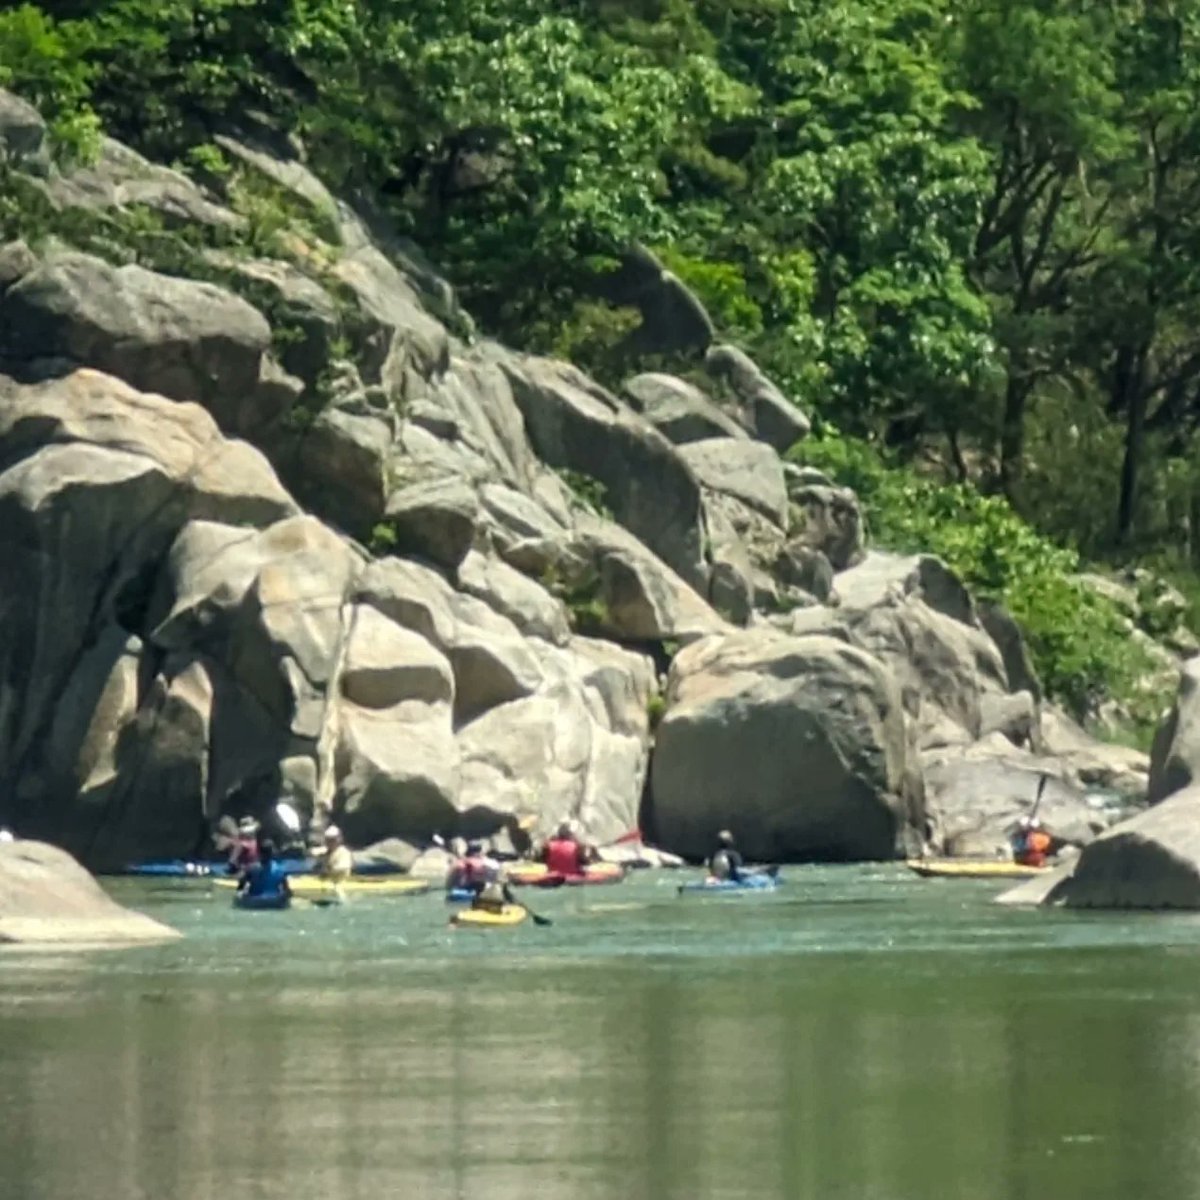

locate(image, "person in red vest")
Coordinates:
448 841 499 895
543 822 587 876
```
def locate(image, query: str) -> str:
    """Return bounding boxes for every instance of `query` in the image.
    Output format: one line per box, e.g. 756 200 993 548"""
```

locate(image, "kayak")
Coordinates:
215 876 430 898
451 904 528 928
905 858 1050 881
233 891 291 911
121 857 406 879
506 862 625 887
677 873 781 895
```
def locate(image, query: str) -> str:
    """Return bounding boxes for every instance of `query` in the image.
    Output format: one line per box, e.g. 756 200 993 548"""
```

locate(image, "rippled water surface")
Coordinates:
5 865 1200 1200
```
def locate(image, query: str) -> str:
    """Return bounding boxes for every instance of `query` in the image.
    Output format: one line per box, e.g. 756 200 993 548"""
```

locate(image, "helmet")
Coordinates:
556 822 573 839
466 841 483 856
324 825 342 842
237 816 259 834
718 829 735 846
0 828 13 843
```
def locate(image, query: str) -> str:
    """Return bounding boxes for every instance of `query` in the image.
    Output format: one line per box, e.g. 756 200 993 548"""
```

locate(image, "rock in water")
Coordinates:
648 630 921 861
1148 657 1200 803
0 840 179 945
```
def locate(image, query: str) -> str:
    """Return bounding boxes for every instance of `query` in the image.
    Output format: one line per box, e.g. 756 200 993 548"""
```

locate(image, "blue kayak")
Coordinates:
677 873 782 895
233 890 291 911
118 857 405 879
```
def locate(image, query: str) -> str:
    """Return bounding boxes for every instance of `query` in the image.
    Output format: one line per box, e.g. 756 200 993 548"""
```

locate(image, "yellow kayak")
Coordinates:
451 904 528 928
905 859 1050 881
215 876 430 898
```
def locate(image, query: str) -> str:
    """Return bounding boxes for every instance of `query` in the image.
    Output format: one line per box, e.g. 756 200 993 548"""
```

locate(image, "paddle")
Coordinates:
1030 773 1049 823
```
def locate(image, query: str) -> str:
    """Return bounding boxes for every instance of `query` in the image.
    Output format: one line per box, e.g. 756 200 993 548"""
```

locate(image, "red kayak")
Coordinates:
507 862 625 888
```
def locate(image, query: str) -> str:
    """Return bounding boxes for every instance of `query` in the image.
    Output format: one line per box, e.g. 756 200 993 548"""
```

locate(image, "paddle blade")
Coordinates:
529 911 553 927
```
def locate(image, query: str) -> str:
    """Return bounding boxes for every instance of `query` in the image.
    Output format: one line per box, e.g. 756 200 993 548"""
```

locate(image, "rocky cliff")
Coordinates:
0 91 1153 869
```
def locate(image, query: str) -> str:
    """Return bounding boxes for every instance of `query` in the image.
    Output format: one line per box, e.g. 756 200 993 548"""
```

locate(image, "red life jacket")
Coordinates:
231 836 259 868
545 837 583 876
460 854 492 886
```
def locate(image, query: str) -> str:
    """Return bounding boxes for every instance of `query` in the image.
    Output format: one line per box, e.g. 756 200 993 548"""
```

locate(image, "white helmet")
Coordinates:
324 825 342 842
0 828 13 843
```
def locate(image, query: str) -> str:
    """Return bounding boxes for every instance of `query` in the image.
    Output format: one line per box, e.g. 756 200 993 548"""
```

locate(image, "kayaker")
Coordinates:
472 877 519 914
543 822 587 876
1012 817 1053 867
708 829 745 882
228 817 261 872
318 825 353 878
237 839 291 902
448 841 500 895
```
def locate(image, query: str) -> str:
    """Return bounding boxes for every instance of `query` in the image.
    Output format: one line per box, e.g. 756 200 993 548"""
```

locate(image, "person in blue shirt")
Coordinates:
237 839 291 901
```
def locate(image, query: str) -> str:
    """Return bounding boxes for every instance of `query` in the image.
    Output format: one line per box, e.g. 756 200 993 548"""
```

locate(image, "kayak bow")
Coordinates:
905 858 1050 881
451 904 528 928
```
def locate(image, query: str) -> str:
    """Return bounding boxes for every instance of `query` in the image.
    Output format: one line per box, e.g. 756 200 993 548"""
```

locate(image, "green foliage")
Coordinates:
7 0 1200 734
646 693 667 731
369 523 399 556
556 468 613 519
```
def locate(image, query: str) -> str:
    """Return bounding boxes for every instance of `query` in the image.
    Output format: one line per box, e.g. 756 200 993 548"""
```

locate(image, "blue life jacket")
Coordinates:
244 858 288 898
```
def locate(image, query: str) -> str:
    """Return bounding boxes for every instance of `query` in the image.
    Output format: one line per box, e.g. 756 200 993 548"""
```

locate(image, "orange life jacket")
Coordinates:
1017 830 1052 866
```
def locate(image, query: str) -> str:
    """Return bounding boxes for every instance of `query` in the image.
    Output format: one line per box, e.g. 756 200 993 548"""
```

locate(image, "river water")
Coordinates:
3 865 1200 1200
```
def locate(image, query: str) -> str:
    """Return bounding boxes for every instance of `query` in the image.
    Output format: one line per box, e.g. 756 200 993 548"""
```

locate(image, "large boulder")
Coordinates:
679 438 789 528
788 483 865 570
0 371 296 857
649 631 920 861
622 373 746 445
0 88 49 173
998 786 1200 909
0 840 179 945
1148 657 1200 803
703 343 810 451
0 251 286 435
567 514 729 644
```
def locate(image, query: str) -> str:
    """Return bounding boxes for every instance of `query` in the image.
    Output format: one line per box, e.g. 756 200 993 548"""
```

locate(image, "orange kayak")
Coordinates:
506 862 625 887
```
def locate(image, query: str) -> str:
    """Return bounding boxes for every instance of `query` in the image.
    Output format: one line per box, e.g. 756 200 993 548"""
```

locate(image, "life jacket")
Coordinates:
460 854 493 887
231 836 259 869
244 859 286 897
545 837 583 876
1016 830 1053 867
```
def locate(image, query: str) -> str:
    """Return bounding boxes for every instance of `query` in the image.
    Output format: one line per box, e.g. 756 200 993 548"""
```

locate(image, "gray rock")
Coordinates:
384 477 480 570
456 550 571 645
48 137 242 229
922 744 1101 858
704 343 810 450
622 373 745 444
571 513 729 644
0 251 274 433
774 543 834 602
0 89 48 173
1149 657 1200 803
979 690 1037 746
788 484 865 570
0 840 180 945
649 631 920 861
0 240 36 292
978 600 1042 699
502 356 708 588
1041 704 1149 797
286 406 392 539
679 438 789 527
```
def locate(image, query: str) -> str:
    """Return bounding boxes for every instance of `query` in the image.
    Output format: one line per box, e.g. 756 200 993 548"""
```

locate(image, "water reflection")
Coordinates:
4 926 1200 1198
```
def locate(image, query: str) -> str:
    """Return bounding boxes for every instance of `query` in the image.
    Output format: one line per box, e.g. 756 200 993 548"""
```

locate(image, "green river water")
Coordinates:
4 865 1200 1200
